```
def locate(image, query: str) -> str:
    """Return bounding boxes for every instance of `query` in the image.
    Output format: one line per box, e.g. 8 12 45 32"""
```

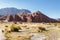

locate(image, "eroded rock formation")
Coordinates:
0 11 59 23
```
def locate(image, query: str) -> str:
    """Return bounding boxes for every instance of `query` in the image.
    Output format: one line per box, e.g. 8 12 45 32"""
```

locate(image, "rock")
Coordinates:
30 33 47 40
26 14 33 22
6 14 21 22
13 14 21 21
6 14 13 22
31 11 58 22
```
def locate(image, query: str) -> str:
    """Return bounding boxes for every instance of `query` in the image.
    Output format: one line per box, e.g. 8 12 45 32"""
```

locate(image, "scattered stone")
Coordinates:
30 33 47 40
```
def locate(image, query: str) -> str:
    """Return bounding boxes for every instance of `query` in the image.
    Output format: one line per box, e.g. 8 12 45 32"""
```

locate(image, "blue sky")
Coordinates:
0 0 60 18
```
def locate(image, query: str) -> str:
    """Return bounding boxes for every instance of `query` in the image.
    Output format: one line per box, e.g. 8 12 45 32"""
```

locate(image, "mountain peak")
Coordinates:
0 7 31 15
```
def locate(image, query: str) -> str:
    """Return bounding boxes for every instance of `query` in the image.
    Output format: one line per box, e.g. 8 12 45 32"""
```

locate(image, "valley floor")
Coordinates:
0 22 60 40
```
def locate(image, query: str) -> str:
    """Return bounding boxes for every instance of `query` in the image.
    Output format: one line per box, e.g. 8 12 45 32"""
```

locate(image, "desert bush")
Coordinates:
54 23 57 26
5 25 8 27
38 27 47 32
10 24 21 32
2 29 11 33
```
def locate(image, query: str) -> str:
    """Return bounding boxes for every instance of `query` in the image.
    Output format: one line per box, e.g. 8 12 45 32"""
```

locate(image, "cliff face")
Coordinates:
4 11 58 23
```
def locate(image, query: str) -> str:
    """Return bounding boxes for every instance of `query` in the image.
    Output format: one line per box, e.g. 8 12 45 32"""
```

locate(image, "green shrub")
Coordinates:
10 24 21 32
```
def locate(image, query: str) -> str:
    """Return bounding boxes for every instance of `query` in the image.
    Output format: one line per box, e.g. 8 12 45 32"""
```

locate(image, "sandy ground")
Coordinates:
0 27 6 40
0 22 60 40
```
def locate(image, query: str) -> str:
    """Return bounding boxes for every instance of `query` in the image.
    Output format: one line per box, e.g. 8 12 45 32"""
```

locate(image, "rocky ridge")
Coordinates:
0 11 58 23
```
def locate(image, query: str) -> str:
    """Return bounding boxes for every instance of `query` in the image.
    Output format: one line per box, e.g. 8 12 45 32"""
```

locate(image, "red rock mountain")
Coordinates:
0 11 59 22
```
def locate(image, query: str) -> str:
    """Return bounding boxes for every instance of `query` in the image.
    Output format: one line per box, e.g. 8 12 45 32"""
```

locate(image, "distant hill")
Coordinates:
56 18 60 21
0 7 59 22
0 7 31 14
5 11 58 23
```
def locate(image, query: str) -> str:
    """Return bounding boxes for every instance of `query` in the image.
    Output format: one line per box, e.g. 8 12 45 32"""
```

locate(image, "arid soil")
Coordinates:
0 22 60 40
